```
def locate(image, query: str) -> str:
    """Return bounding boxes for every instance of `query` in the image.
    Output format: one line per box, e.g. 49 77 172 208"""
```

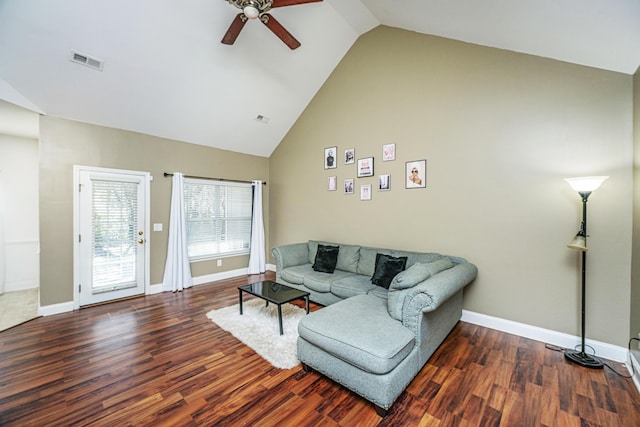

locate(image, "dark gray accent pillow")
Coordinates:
312 244 340 273
371 253 408 289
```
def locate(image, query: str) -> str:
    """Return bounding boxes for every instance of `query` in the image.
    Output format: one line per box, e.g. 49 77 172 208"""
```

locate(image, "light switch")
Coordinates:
153 223 163 232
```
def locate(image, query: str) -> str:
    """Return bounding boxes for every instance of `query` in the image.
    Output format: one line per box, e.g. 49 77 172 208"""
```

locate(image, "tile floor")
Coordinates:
0 288 39 331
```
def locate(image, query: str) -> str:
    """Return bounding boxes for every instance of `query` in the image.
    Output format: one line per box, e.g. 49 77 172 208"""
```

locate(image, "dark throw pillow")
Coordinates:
371 253 408 289
312 244 340 273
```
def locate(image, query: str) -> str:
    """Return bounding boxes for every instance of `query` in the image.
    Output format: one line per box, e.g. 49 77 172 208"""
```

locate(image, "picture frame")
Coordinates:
344 148 355 165
328 176 337 191
357 157 374 178
378 174 390 191
344 179 354 194
406 160 427 189
382 143 395 161
360 184 372 201
324 146 337 169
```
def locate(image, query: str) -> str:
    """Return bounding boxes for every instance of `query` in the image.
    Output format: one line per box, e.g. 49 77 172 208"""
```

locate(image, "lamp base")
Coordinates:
564 350 604 369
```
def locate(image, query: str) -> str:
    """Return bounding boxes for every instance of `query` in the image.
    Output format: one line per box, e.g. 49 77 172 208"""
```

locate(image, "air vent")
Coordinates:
70 50 104 71
255 114 270 124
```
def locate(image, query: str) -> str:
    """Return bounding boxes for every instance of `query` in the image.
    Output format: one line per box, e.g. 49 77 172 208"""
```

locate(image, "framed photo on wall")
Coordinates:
382 144 395 161
360 184 372 201
344 179 354 194
324 146 337 169
378 174 390 191
406 160 426 189
328 176 337 191
344 148 355 164
357 157 374 177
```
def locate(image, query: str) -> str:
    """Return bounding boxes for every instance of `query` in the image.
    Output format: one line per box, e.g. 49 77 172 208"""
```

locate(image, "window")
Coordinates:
91 178 138 288
183 178 253 260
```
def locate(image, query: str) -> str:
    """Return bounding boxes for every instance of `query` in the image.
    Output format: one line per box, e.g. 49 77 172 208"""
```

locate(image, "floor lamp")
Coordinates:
564 176 608 369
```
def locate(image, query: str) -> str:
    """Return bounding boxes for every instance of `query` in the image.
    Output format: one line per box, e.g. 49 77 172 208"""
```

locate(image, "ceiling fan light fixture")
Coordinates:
243 5 260 19
222 0 321 48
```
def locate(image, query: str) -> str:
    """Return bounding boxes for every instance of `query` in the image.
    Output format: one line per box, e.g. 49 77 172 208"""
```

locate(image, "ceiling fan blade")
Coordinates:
261 14 301 49
221 13 247 45
271 0 322 8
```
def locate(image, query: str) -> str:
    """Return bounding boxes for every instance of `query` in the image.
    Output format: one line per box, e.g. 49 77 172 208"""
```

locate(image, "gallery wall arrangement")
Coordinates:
324 143 427 200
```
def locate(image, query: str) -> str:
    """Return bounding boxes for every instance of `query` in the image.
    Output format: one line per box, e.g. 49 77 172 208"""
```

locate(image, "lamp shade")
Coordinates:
568 233 587 251
564 176 608 193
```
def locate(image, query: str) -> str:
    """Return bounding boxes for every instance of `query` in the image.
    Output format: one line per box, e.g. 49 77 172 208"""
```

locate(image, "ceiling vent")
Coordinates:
255 114 270 124
70 50 104 71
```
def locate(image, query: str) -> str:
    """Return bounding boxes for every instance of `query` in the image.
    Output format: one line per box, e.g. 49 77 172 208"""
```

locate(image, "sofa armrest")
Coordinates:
271 242 310 271
401 262 478 331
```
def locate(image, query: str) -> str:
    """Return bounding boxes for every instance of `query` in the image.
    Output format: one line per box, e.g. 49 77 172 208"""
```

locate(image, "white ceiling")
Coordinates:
1 0 639 157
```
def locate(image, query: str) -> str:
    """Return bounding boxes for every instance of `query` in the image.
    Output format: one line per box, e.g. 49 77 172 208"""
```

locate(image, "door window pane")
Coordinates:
91 179 138 291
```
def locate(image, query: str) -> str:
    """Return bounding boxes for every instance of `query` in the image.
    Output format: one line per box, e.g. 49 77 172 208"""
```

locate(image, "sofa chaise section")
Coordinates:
271 240 478 416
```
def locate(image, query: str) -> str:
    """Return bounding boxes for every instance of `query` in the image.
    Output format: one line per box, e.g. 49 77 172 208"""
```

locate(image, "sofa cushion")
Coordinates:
308 240 334 264
392 250 443 269
280 264 313 284
387 258 455 320
390 258 453 290
304 270 353 293
331 275 377 299
298 294 415 375
308 241 361 274
357 247 393 277
312 244 340 273
371 254 408 289
335 244 361 274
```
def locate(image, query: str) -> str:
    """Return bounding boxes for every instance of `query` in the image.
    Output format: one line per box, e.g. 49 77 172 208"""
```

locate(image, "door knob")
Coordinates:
138 239 145 244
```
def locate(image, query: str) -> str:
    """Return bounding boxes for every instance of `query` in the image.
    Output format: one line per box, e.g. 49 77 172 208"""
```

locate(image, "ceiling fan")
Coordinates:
221 0 322 50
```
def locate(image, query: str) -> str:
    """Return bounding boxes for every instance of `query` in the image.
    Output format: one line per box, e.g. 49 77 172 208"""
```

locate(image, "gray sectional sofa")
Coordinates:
271 240 478 416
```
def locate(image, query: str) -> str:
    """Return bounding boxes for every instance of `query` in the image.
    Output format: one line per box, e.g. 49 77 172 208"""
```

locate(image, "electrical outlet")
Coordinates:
217 259 222 267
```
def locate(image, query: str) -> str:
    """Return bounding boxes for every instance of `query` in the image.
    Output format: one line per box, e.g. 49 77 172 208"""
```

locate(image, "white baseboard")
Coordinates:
38 300 74 316
148 264 276 295
462 310 628 363
42 265 278 314
44 270 633 361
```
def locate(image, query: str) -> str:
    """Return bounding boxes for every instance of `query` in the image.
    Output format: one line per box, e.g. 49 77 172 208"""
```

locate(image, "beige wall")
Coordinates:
632 67 640 341
39 116 269 306
269 26 634 347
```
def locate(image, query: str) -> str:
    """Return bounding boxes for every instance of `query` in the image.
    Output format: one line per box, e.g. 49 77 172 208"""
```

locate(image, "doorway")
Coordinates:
0 100 40 331
74 166 150 307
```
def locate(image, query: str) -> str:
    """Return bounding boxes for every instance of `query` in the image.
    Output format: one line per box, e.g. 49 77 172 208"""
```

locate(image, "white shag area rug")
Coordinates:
206 298 306 369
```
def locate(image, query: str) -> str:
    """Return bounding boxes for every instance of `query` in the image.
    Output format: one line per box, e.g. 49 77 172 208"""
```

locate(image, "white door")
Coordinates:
75 167 149 307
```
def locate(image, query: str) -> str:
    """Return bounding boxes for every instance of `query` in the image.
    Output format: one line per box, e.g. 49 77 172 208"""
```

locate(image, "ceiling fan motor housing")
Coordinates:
222 0 322 49
229 0 273 18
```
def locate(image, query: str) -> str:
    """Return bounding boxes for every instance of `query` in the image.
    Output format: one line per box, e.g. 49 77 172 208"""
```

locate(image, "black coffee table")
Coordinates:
238 281 310 335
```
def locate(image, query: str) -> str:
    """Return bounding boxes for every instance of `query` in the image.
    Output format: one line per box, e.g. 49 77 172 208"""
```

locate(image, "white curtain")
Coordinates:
247 180 266 275
162 173 193 292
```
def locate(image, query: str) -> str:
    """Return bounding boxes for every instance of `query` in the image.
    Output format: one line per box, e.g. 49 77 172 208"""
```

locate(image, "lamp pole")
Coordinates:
564 188 604 369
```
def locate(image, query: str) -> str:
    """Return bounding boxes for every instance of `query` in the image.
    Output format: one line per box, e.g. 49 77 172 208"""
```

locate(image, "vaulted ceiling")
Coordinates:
1 0 639 157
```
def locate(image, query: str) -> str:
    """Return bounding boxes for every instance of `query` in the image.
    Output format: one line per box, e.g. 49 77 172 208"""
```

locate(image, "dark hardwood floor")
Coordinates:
1 272 639 426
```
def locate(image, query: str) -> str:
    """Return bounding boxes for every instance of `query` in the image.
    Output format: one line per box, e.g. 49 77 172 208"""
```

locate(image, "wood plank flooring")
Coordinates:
1 272 639 426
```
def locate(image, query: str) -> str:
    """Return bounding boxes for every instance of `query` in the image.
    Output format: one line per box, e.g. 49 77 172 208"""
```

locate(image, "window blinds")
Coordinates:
183 178 252 260
91 179 138 291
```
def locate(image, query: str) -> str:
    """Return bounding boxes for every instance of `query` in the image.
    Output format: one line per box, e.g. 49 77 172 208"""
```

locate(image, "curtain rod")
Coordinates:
163 172 266 185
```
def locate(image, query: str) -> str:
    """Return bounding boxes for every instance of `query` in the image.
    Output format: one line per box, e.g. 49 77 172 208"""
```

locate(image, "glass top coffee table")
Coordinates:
238 280 310 335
